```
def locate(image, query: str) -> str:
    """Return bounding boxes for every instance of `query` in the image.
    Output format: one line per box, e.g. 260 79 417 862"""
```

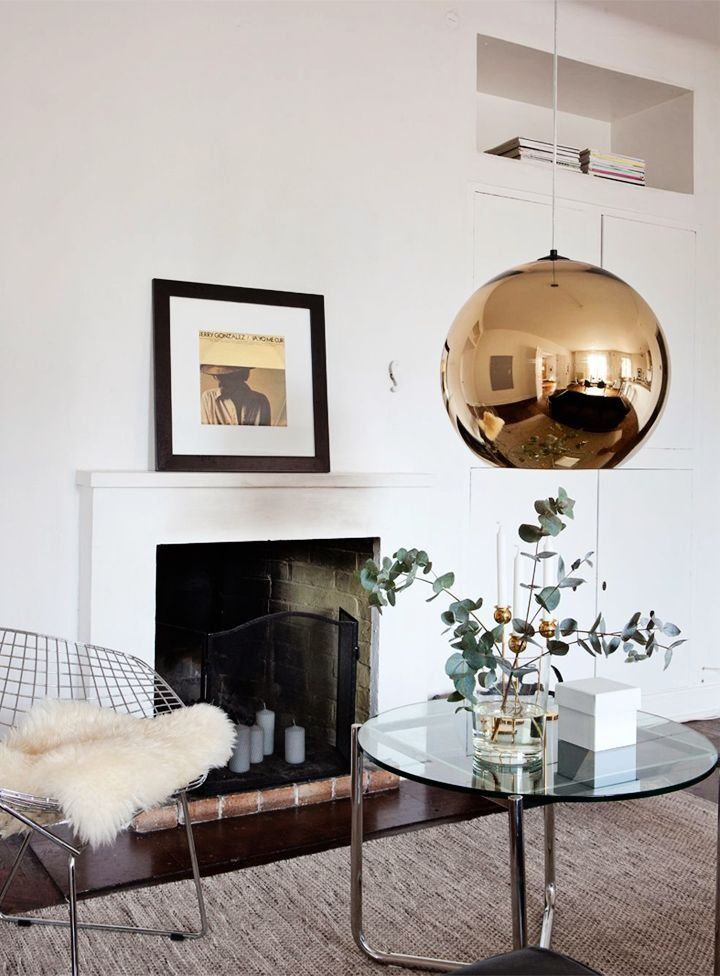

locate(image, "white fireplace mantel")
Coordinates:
77 469 444 711
76 471 434 490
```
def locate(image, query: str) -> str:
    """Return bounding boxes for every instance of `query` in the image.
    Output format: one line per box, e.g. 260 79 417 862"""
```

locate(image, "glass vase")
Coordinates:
471 643 551 768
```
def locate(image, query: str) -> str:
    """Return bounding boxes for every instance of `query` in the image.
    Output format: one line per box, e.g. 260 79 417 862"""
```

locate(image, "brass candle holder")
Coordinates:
539 618 557 639
508 633 527 654
493 605 512 625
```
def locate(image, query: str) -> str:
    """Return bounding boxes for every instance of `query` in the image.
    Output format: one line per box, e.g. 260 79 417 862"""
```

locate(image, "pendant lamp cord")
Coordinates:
551 0 558 256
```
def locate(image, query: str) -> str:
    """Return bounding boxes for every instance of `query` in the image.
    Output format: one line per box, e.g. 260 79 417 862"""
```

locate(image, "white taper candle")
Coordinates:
497 524 507 606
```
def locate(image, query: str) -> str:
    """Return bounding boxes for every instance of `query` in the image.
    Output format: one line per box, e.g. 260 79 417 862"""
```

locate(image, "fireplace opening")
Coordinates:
154 538 377 797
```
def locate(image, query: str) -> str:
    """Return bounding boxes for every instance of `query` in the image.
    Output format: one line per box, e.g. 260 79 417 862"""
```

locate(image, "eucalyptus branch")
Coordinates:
357 489 686 706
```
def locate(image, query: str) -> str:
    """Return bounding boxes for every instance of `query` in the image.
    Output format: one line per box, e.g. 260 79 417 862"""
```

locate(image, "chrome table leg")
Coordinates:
508 796 527 950
539 803 556 949
350 724 466 972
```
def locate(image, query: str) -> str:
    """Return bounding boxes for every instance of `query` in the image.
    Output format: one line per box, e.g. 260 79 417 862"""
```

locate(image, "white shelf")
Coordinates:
476 33 694 195
471 152 697 224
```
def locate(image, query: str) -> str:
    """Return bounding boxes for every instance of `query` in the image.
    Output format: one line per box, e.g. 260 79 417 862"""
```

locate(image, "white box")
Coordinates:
555 677 642 752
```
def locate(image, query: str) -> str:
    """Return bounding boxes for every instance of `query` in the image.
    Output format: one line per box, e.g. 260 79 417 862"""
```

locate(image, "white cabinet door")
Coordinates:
601 216 695 455
467 468 599 684
473 192 601 287
593 469 696 704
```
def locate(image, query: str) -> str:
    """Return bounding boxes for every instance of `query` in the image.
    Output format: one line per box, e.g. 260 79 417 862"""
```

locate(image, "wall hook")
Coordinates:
389 360 399 393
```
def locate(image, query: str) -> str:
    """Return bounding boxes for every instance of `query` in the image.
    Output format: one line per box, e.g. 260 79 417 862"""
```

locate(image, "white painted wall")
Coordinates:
1 1 718 713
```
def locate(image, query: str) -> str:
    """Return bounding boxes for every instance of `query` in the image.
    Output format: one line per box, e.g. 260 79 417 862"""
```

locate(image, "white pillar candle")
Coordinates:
496 524 507 606
228 725 250 774
513 547 522 623
284 722 305 765
249 724 264 764
256 703 275 756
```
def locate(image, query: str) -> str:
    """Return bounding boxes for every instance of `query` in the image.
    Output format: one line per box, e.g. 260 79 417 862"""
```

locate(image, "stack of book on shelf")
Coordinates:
580 149 646 186
486 137 581 171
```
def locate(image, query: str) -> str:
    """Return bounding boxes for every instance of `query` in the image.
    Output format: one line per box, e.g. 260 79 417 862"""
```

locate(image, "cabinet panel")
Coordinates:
601 216 695 454
468 469 598 684
473 192 601 286
594 469 696 697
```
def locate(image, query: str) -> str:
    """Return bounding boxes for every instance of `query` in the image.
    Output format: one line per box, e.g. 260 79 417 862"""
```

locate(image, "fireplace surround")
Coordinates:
77 470 437 715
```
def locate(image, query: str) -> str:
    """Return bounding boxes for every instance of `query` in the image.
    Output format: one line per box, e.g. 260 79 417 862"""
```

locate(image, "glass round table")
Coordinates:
350 700 719 973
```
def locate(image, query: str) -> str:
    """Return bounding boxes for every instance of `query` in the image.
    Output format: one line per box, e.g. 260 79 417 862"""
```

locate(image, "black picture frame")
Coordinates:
153 279 330 472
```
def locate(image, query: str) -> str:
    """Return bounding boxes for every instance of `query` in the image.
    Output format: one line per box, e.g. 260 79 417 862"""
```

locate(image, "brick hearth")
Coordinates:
131 768 399 833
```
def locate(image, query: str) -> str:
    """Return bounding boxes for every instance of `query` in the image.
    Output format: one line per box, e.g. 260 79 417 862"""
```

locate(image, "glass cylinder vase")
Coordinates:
471 640 551 768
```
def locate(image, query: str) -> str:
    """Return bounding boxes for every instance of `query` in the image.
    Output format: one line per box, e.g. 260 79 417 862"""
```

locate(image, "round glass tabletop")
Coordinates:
358 699 718 802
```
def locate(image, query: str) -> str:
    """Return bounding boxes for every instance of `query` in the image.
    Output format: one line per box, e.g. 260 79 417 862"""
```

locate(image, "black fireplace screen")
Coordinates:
156 609 359 792
205 610 358 763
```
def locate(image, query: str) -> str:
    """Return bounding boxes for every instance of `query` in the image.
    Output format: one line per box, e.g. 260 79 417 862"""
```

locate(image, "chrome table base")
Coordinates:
350 724 556 971
0 791 207 976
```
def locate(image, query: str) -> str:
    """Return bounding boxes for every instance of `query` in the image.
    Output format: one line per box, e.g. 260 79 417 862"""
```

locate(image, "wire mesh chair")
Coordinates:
0 627 208 976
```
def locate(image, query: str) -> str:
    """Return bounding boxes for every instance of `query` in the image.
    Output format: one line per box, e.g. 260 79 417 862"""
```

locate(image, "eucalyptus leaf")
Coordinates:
606 636 621 655
453 673 477 703
662 622 681 637
519 523 544 544
444 653 466 678
548 639 569 656
559 617 577 636
539 513 564 537
536 587 560 612
433 572 455 593
556 487 575 518
512 619 535 637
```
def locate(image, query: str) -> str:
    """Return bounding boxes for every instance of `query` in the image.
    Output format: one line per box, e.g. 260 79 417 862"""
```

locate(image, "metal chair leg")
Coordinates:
349 724 466 972
177 790 207 938
68 855 79 976
539 803 556 949
0 793 207 965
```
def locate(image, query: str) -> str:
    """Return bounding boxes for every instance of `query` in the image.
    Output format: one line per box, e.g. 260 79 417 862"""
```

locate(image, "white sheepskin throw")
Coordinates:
0 700 235 848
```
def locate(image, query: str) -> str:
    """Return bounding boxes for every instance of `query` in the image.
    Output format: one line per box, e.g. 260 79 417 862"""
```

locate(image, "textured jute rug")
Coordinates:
0 792 715 976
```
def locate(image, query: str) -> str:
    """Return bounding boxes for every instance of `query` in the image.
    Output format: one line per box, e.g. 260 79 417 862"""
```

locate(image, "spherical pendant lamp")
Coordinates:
441 1 669 470
440 251 669 470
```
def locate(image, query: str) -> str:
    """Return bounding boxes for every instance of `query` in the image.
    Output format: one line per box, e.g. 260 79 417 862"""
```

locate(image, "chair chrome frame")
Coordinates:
0 628 209 976
350 724 556 971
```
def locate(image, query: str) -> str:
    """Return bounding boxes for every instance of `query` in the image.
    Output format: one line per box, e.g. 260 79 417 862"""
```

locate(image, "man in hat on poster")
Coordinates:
200 365 272 426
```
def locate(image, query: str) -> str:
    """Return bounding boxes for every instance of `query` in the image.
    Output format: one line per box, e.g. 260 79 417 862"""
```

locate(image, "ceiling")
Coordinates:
578 0 720 46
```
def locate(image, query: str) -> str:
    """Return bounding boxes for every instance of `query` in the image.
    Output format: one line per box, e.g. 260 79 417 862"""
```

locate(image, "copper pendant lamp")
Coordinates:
441 3 669 470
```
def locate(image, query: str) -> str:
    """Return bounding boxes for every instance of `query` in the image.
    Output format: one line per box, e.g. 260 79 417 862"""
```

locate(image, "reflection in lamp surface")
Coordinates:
441 256 669 469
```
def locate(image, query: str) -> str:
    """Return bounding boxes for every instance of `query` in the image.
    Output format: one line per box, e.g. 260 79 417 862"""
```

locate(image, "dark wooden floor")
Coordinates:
2 719 717 915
